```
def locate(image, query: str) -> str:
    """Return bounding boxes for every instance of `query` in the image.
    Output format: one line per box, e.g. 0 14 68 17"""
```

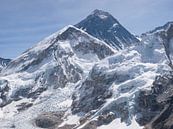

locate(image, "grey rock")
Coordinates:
0 57 11 72
34 112 65 129
135 72 173 129
16 102 33 112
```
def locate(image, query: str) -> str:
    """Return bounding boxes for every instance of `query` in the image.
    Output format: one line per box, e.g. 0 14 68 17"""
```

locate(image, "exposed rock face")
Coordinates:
0 57 11 71
148 74 173 129
75 9 139 49
0 79 10 107
34 112 65 128
72 64 116 113
80 120 98 129
159 23 173 67
71 57 134 115
58 26 115 60
141 22 173 65
135 89 164 126
16 102 33 112
135 72 173 129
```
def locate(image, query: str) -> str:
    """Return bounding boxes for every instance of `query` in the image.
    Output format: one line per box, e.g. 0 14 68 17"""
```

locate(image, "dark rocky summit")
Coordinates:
75 9 139 49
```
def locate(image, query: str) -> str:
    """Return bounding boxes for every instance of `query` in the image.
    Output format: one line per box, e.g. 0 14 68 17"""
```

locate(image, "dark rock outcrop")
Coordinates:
135 72 173 129
34 112 65 129
72 64 116 114
0 57 11 71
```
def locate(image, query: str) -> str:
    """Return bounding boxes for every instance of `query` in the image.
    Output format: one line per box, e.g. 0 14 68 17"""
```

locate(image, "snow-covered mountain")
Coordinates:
2 25 115 75
75 9 139 50
0 25 115 129
0 57 11 71
141 21 173 66
0 25 115 104
139 21 173 129
68 21 173 129
0 9 173 129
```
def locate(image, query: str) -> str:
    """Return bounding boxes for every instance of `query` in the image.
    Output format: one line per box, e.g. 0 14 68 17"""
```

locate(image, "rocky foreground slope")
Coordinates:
0 10 173 129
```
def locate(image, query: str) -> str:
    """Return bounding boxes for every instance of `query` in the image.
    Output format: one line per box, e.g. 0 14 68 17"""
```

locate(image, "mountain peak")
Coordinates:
2 24 115 75
88 9 118 22
162 21 173 30
57 25 75 34
146 21 173 34
92 9 105 14
90 9 111 19
75 10 139 49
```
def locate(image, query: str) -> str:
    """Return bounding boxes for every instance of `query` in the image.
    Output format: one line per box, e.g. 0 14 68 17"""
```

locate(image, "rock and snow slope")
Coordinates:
71 43 171 129
0 57 11 71
141 21 173 66
0 10 173 129
0 25 115 129
0 25 115 102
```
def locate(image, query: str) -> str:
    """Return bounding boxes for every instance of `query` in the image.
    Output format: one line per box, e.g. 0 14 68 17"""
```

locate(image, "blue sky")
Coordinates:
0 0 173 59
